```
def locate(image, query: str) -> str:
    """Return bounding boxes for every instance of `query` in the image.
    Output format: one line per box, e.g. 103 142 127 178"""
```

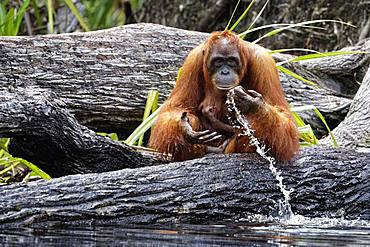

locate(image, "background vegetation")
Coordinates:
2 0 369 51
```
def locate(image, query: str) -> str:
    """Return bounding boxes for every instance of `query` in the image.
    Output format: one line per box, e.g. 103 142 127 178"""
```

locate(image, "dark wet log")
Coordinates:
0 23 367 134
0 147 369 227
0 90 156 178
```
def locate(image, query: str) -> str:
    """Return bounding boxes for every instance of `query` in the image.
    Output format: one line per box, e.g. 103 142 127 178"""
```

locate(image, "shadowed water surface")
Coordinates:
1 218 370 246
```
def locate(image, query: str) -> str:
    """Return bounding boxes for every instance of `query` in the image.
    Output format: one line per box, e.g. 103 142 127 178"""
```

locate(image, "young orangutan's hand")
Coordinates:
201 106 236 136
180 112 222 145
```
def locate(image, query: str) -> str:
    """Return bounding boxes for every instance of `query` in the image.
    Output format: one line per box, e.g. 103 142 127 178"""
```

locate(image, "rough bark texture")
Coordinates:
0 23 368 136
0 90 156 178
322 66 370 149
0 23 206 133
0 147 369 227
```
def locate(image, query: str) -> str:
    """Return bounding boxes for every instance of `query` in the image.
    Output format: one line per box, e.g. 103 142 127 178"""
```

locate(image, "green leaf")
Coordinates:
4 8 14 36
229 0 256 31
177 67 183 81
278 51 368 65
14 0 30 36
291 105 337 147
0 164 16 176
1 0 10 7
18 158 51 180
0 138 10 151
253 19 355 44
97 132 119 141
46 0 54 33
225 0 241 30
291 110 318 146
109 133 119 141
137 90 159 146
31 0 42 27
125 107 161 146
239 24 324 38
269 48 321 55
0 4 6 34
64 0 90 31
291 111 306 127
129 0 144 11
277 65 318 87
240 0 269 39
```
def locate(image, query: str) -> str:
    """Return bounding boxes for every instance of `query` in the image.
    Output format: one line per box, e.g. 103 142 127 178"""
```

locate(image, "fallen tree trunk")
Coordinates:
0 23 367 134
0 147 369 227
0 90 157 177
322 66 370 149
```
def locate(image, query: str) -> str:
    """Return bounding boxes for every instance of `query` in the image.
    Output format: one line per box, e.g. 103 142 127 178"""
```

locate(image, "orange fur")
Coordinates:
149 31 299 162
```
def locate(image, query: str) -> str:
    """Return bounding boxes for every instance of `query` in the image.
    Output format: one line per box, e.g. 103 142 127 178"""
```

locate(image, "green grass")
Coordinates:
82 0 125 31
65 0 90 31
227 0 256 31
0 0 138 35
239 0 269 39
137 90 159 146
225 0 361 91
125 107 161 146
46 0 54 33
0 0 30 36
276 65 318 87
251 19 355 44
277 51 368 66
291 105 337 147
0 138 51 184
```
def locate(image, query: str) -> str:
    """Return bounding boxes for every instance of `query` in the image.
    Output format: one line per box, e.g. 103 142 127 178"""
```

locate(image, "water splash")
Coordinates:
226 90 294 219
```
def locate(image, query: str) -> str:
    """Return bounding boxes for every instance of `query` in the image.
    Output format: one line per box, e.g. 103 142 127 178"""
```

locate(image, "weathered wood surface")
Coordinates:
0 147 369 227
0 23 367 133
0 90 156 177
322 66 370 149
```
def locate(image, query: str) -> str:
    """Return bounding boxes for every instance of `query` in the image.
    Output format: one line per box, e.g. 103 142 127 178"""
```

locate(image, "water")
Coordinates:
2 220 370 246
226 90 294 220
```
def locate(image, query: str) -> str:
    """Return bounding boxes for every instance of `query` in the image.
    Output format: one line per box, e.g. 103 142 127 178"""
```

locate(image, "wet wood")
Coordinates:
0 147 369 227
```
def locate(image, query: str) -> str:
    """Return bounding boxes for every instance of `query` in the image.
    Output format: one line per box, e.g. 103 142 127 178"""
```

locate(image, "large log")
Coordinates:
322 66 370 149
0 90 157 177
0 147 369 227
0 23 367 134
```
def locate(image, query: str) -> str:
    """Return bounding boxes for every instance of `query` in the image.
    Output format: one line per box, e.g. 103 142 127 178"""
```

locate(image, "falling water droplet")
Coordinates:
226 90 294 219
